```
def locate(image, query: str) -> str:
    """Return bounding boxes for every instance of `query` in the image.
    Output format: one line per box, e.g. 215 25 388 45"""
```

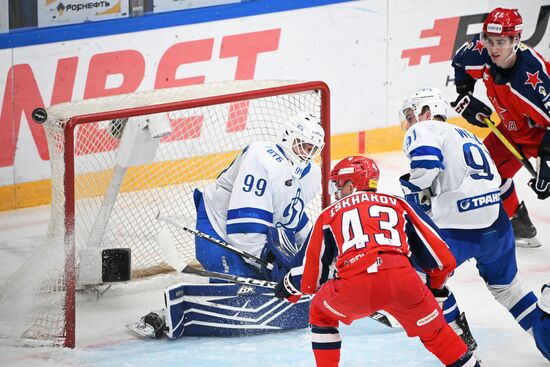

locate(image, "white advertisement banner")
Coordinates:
37 0 129 27
0 0 8 33
153 0 241 13
1 0 549 188
2 1 388 185
387 0 550 124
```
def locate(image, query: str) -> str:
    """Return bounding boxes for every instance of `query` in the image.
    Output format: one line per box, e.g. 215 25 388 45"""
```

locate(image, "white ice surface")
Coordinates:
0 151 548 366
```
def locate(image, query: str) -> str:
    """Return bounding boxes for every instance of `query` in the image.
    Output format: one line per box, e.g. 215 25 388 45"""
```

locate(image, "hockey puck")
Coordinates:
31 108 48 124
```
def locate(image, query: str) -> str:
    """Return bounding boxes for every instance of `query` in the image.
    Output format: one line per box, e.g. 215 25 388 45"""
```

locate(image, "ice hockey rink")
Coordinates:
0 151 549 367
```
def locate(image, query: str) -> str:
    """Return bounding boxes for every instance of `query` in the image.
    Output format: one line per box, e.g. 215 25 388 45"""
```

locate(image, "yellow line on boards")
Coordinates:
0 116 492 212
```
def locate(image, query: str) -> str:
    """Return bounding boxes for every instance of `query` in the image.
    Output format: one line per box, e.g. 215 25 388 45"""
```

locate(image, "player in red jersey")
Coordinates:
451 7 550 248
274 156 479 367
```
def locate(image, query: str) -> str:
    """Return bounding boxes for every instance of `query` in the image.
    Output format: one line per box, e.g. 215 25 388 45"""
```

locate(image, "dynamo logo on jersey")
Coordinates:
277 188 305 231
456 191 500 212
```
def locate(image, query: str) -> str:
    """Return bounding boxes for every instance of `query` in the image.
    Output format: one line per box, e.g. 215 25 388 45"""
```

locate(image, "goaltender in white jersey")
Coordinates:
195 111 325 278
402 107 501 229
129 112 326 340
202 141 320 259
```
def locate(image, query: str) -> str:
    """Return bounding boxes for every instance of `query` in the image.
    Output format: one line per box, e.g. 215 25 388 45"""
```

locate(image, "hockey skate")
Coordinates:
511 202 541 248
126 311 167 339
450 312 478 353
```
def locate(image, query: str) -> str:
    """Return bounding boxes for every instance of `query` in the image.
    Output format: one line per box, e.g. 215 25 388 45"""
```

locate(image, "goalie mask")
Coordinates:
278 112 325 177
329 156 379 200
400 87 448 130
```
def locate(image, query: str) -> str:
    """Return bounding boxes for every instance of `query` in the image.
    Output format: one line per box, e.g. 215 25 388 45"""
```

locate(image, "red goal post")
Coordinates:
0 80 330 348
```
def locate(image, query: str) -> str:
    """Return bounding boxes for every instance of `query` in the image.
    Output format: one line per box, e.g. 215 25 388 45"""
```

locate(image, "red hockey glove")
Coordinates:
274 272 302 303
450 93 492 128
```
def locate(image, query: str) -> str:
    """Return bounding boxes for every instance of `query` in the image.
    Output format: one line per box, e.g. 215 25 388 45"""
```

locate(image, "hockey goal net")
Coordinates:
0 80 330 348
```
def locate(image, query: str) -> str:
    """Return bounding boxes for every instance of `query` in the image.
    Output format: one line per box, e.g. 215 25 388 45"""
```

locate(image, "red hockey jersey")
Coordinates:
299 191 456 294
453 35 550 147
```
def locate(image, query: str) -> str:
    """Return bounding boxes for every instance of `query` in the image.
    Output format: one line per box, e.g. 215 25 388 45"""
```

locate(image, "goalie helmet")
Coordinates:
400 87 448 129
278 112 325 177
482 8 523 38
330 156 379 198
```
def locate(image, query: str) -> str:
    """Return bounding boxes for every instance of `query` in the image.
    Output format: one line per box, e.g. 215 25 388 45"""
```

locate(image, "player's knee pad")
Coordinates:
164 282 310 338
487 276 538 331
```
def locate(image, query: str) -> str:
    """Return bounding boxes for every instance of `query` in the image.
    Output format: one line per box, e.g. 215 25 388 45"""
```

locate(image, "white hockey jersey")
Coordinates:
403 120 501 229
202 141 321 258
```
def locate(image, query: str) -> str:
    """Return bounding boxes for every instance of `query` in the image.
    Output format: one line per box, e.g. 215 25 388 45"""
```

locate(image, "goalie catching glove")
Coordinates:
529 130 550 200
274 272 302 303
450 93 492 128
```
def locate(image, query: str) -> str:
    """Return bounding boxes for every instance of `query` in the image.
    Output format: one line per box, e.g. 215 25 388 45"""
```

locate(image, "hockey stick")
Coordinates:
157 226 400 328
157 227 276 288
157 212 273 271
483 117 537 178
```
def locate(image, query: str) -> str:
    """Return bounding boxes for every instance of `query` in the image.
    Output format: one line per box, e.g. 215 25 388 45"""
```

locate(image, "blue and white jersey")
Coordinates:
202 141 321 258
402 120 501 229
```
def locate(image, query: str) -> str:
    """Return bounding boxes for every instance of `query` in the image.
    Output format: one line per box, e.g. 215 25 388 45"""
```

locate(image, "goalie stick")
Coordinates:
157 212 273 271
157 226 401 329
158 227 276 288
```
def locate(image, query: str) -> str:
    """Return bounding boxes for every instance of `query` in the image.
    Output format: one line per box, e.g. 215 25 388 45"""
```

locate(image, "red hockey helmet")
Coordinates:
482 8 523 38
330 156 380 195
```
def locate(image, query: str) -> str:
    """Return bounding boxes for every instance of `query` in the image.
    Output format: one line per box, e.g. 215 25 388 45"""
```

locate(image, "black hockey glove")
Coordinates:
529 130 550 200
274 272 302 303
429 285 450 304
450 93 492 128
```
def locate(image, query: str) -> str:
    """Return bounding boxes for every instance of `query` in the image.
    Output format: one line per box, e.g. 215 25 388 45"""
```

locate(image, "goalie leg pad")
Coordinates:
164 282 310 338
533 283 550 361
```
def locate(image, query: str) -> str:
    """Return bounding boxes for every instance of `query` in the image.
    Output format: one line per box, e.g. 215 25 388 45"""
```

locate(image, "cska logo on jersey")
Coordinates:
525 71 543 89
473 40 485 55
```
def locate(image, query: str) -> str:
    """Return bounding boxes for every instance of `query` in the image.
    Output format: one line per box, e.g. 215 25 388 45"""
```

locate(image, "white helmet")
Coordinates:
278 112 325 177
400 87 448 129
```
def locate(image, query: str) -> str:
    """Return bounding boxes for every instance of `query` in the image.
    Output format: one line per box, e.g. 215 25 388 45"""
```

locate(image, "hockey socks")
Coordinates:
311 326 341 367
420 323 469 366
